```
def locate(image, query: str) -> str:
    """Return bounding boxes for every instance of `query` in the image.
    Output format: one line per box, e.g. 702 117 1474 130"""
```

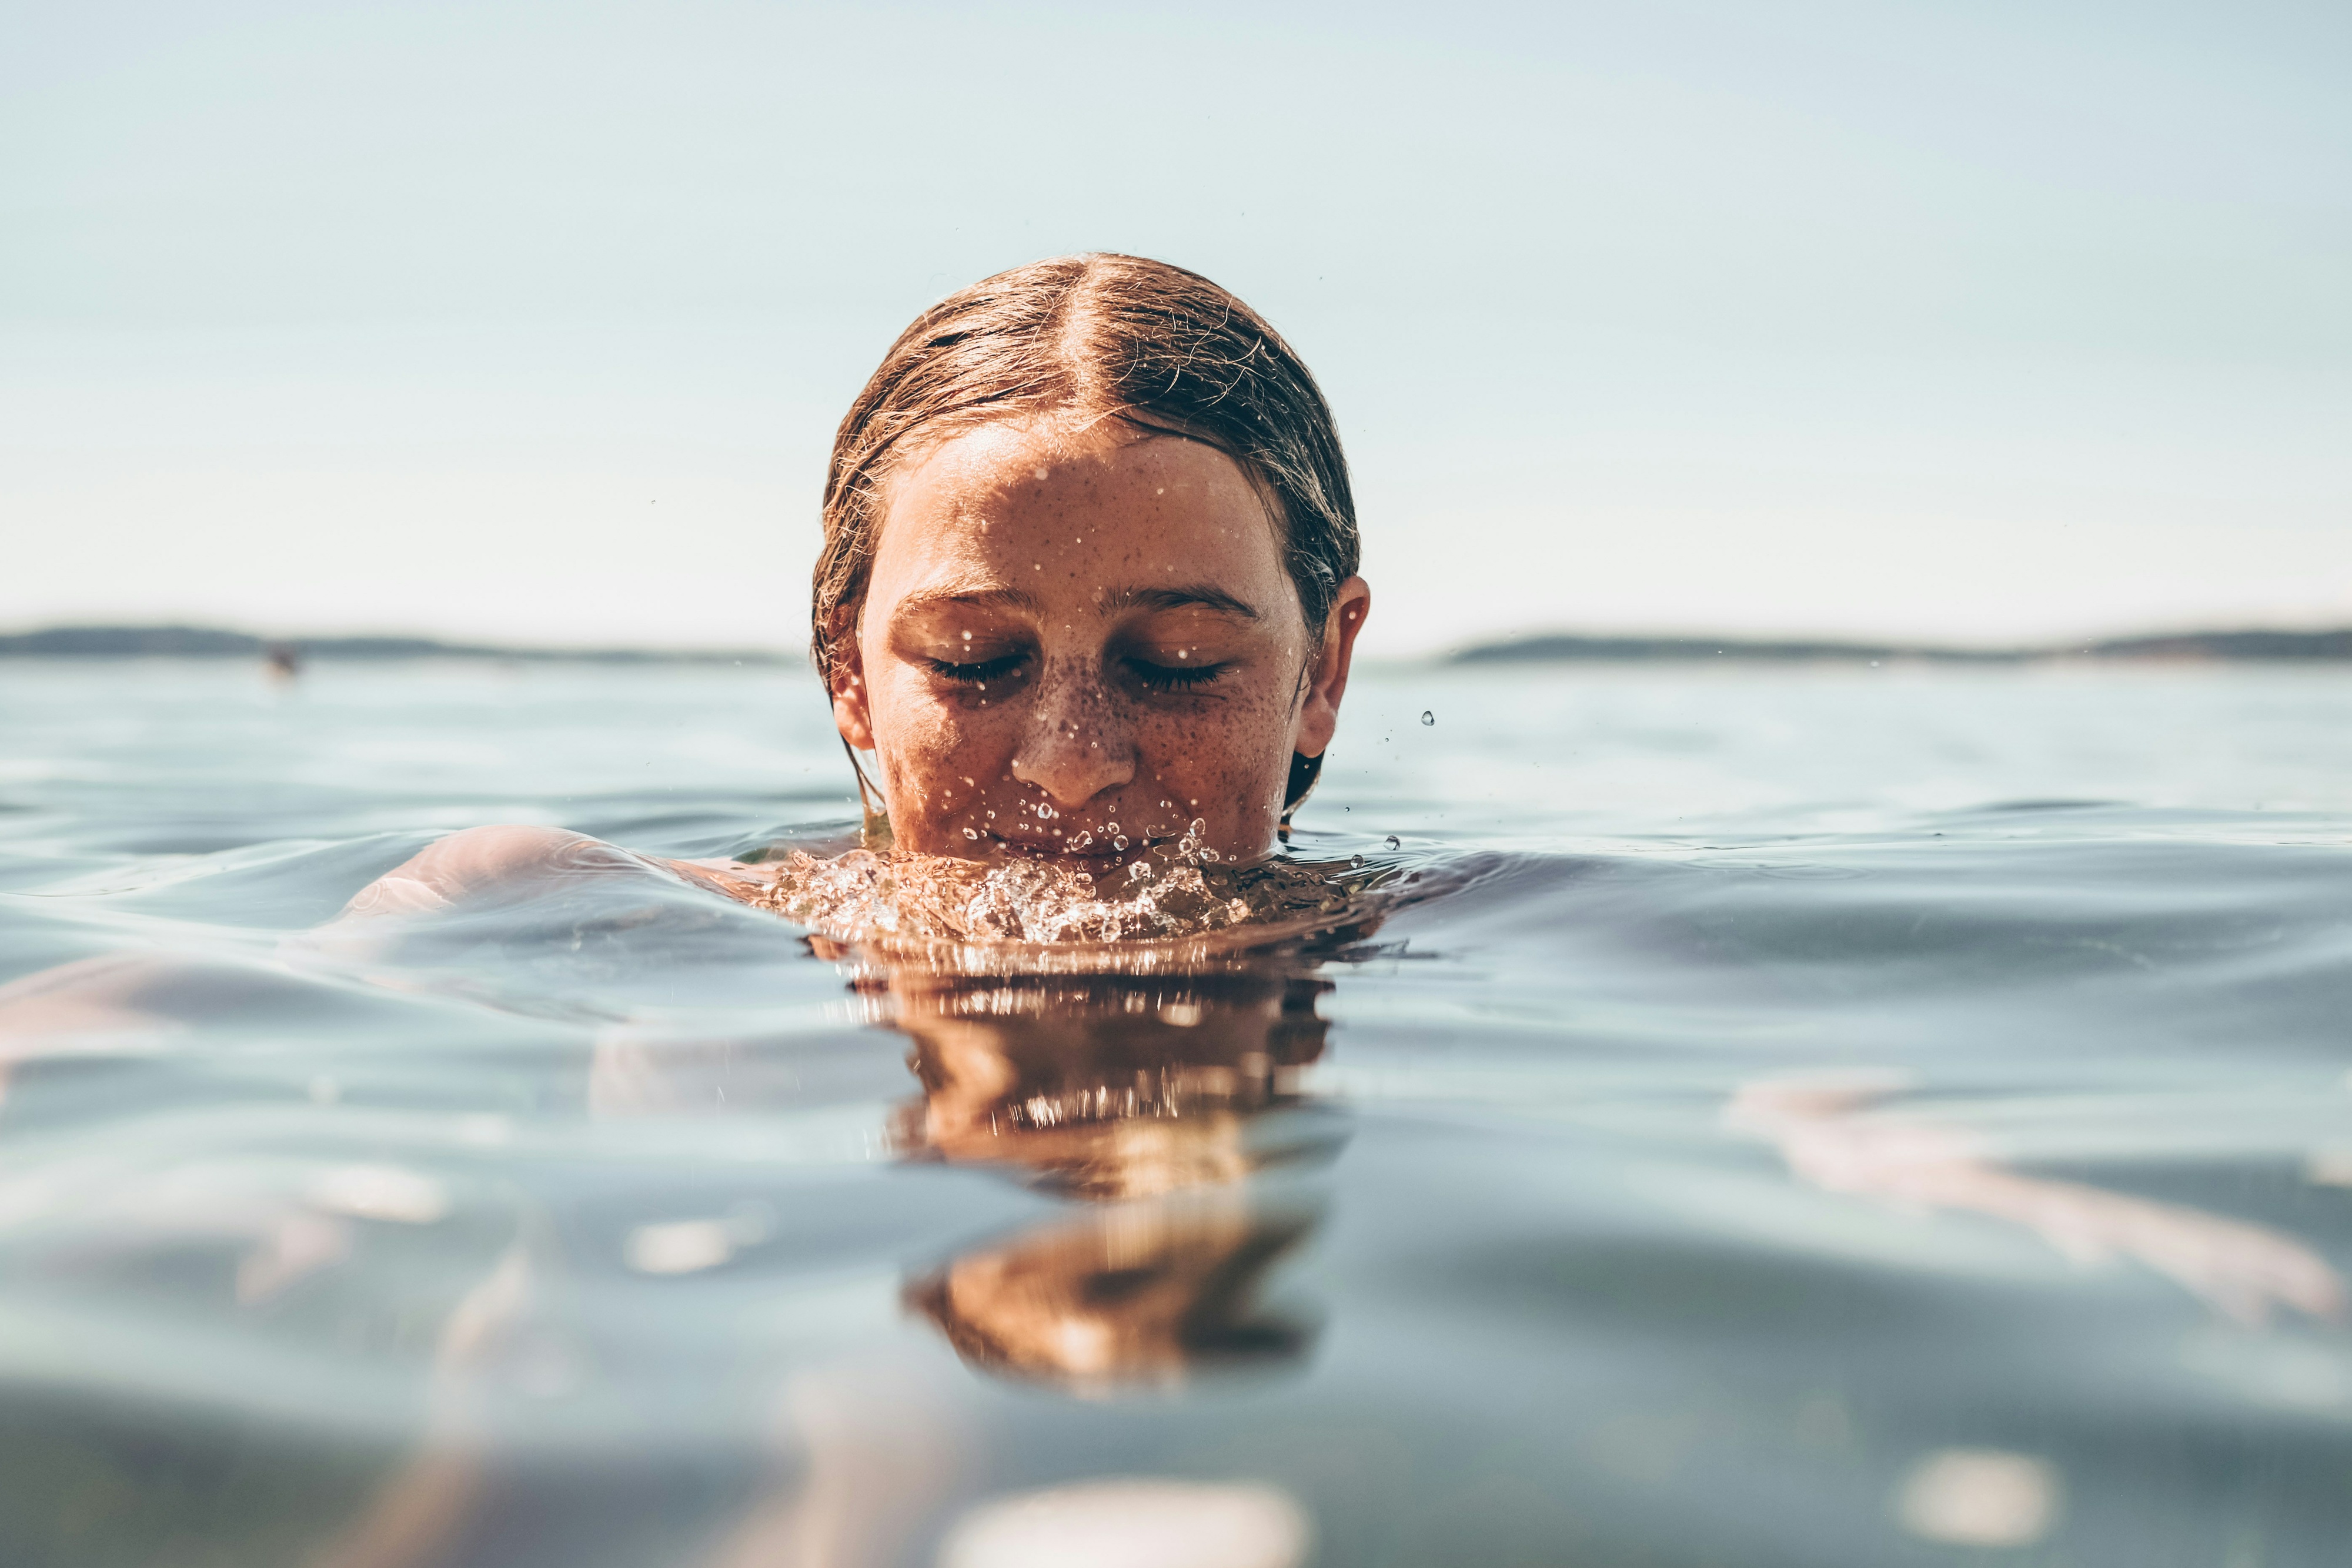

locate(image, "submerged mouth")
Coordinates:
978 828 1169 867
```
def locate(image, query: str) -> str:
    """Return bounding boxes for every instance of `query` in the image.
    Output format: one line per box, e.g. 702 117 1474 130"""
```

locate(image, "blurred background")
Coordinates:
3 0 2347 659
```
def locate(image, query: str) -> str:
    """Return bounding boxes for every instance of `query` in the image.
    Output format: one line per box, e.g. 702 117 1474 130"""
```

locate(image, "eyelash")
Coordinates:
1124 658 1227 693
922 652 1228 693
926 653 1027 685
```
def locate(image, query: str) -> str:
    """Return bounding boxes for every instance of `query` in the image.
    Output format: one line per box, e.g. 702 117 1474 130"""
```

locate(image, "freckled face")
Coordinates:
838 420 1315 864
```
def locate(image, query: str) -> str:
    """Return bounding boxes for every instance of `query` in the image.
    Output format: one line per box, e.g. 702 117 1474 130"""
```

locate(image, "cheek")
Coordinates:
1131 686 1297 798
873 676 1015 781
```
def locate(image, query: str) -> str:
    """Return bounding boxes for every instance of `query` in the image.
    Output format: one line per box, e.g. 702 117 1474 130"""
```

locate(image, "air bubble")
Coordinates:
1384 835 1401 850
1421 710 1435 726
962 827 979 840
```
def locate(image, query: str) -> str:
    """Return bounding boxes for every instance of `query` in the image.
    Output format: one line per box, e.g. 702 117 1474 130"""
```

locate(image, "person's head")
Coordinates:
816 255 1371 866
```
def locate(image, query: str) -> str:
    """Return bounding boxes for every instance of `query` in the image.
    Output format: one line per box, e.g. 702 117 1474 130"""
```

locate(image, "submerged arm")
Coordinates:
0 826 769 1072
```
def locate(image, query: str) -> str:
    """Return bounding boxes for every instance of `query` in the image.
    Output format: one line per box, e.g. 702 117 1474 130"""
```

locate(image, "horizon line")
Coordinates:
5 621 2352 665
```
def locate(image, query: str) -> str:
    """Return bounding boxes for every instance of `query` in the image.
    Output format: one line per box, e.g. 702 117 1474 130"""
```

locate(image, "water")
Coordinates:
4 658 2352 1567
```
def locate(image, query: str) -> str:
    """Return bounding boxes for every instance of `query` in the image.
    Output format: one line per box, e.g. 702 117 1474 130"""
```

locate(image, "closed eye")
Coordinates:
1124 657 1228 693
926 652 1028 685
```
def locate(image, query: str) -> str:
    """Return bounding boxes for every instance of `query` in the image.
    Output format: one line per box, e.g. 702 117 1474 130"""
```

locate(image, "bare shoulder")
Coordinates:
337 825 645 920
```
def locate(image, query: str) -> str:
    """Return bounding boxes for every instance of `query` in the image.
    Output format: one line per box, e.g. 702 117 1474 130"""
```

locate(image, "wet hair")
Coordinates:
812 253 1360 698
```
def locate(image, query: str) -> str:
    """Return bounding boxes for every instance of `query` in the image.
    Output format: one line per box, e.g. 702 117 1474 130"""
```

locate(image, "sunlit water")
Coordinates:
4 658 2351 1567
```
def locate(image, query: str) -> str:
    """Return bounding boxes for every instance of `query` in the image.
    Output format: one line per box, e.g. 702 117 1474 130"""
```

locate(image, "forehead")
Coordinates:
869 419 1288 590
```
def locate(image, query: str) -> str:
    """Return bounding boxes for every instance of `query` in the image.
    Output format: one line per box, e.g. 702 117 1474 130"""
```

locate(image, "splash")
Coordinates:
745 819 1357 945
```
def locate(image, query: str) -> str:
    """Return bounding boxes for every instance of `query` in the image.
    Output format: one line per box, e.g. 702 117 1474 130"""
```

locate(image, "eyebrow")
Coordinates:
894 584 1045 616
893 581 1262 622
1098 584 1262 621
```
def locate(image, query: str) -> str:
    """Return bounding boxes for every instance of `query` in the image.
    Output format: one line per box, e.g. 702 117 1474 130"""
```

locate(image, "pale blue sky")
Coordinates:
4 0 2346 654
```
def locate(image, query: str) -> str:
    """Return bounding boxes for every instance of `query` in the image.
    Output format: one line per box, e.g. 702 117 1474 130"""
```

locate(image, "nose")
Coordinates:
1010 661 1134 810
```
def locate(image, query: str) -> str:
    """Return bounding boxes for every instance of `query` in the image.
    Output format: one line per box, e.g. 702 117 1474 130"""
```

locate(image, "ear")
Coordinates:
830 639 876 751
1289 576 1371 760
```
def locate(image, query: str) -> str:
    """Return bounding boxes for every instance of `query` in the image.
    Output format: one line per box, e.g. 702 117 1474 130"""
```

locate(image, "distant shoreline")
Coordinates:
0 626 798 665
1448 629 2352 664
2 623 2349 666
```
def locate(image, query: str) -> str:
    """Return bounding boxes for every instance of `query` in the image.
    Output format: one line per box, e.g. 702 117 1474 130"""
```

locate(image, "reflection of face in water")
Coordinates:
906 1198 1318 1392
876 968 1342 1391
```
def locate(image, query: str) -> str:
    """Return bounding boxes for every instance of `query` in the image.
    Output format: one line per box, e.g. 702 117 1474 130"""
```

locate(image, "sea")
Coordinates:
2 656 2350 1567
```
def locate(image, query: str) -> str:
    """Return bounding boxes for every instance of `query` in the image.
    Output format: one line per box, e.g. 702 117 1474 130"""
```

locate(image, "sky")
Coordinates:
3 0 2347 657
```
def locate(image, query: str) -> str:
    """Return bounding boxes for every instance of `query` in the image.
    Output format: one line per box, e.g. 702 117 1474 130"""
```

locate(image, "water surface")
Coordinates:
4 658 2351 1567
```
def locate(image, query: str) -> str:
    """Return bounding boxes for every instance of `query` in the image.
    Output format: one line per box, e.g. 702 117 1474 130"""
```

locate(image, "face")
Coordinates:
832 417 1369 865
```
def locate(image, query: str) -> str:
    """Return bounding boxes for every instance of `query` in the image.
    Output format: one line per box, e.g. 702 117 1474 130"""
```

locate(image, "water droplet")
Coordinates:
1421 710 1435 726
1384 835 1401 850
1349 854 1365 868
